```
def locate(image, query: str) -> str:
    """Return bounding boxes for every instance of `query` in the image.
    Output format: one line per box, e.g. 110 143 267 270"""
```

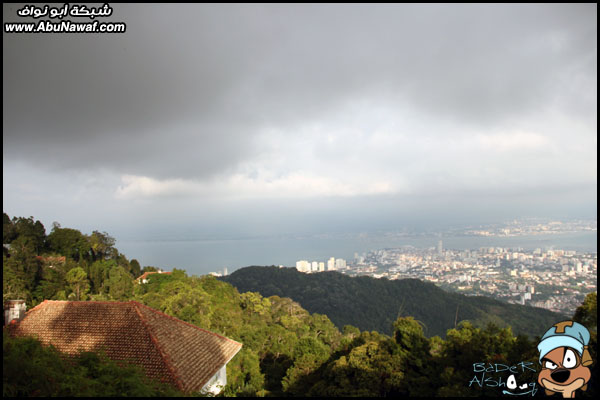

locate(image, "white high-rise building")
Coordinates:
318 262 325 272
311 261 319 272
296 260 310 273
327 257 336 271
335 258 346 270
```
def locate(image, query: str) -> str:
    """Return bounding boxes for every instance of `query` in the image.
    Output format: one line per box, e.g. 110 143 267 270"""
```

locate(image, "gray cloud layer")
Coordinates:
3 3 597 245
5 4 596 178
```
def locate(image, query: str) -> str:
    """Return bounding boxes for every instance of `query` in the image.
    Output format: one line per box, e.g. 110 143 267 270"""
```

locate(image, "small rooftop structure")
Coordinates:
4 300 26 326
6 300 242 394
136 270 172 284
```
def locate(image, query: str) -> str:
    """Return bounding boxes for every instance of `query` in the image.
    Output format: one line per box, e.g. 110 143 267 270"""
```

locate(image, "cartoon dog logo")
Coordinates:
537 320 593 398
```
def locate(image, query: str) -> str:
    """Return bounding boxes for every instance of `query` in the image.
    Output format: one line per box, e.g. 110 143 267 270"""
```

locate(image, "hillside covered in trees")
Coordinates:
221 266 565 338
3 213 597 397
3 213 142 305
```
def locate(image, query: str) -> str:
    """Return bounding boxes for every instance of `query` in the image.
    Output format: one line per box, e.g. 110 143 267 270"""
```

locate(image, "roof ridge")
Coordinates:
131 302 185 391
133 301 242 347
39 300 135 305
25 299 50 315
133 301 242 393
136 271 172 280
19 301 240 347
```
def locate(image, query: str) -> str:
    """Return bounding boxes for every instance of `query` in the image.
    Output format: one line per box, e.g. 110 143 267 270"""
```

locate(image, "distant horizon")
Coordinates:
5 210 596 277
117 228 597 276
3 209 596 239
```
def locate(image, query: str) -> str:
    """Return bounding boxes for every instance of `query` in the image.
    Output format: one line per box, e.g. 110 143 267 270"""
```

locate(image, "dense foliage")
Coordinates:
573 291 598 397
221 266 565 338
3 213 597 397
132 270 344 396
3 213 141 305
3 332 183 397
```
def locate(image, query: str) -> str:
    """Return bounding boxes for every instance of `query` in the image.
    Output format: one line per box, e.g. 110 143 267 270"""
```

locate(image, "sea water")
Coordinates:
117 231 597 276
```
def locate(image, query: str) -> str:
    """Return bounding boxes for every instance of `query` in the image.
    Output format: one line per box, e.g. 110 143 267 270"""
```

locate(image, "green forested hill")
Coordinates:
221 266 565 338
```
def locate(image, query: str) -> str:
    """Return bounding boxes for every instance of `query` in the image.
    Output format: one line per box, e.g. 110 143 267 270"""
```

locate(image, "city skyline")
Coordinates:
337 244 596 316
236 242 596 317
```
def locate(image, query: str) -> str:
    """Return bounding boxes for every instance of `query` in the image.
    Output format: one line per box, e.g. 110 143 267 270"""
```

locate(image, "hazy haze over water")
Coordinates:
116 231 597 275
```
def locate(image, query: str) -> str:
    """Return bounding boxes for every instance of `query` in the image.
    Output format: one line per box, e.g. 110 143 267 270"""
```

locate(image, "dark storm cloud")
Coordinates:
3 3 597 180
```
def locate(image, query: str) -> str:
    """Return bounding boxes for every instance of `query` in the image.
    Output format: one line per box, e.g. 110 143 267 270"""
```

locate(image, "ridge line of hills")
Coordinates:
220 265 566 338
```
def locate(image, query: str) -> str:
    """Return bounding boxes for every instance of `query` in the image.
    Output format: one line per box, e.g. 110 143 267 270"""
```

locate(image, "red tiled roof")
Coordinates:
136 271 172 282
6 300 242 393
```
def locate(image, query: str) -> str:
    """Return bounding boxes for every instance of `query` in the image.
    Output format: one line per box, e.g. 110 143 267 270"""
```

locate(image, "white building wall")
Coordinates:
327 257 335 271
296 260 310 273
201 365 227 395
4 300 26 325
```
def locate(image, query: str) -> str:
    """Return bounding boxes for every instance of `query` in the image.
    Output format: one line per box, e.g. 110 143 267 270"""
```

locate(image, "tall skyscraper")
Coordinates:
327 257 336 271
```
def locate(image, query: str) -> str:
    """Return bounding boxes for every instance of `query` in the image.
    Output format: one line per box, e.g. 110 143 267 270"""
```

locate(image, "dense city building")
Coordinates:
296 257 347 273
336 245 596 316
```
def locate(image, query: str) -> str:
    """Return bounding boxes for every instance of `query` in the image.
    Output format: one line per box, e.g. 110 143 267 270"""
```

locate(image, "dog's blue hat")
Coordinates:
537 321 590 364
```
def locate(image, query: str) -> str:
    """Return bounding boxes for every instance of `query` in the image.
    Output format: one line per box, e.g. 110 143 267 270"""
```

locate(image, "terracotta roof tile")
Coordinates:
136 271 172 282
6 300 242 393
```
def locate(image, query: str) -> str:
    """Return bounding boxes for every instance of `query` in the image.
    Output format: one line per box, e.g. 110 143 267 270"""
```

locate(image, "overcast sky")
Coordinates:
3 4 597 246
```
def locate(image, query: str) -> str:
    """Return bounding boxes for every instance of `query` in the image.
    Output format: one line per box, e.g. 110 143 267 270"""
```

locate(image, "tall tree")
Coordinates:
573 292 597 398
65 267 90 301
11 216 46 254
32 266 66 303
573 291 597 330
106 266 134 300
129 259 141 278
3 236 43 302
88 260 115 294
3 213 16 244
3 256 29 303
88 231 117 261
47 227 90 262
